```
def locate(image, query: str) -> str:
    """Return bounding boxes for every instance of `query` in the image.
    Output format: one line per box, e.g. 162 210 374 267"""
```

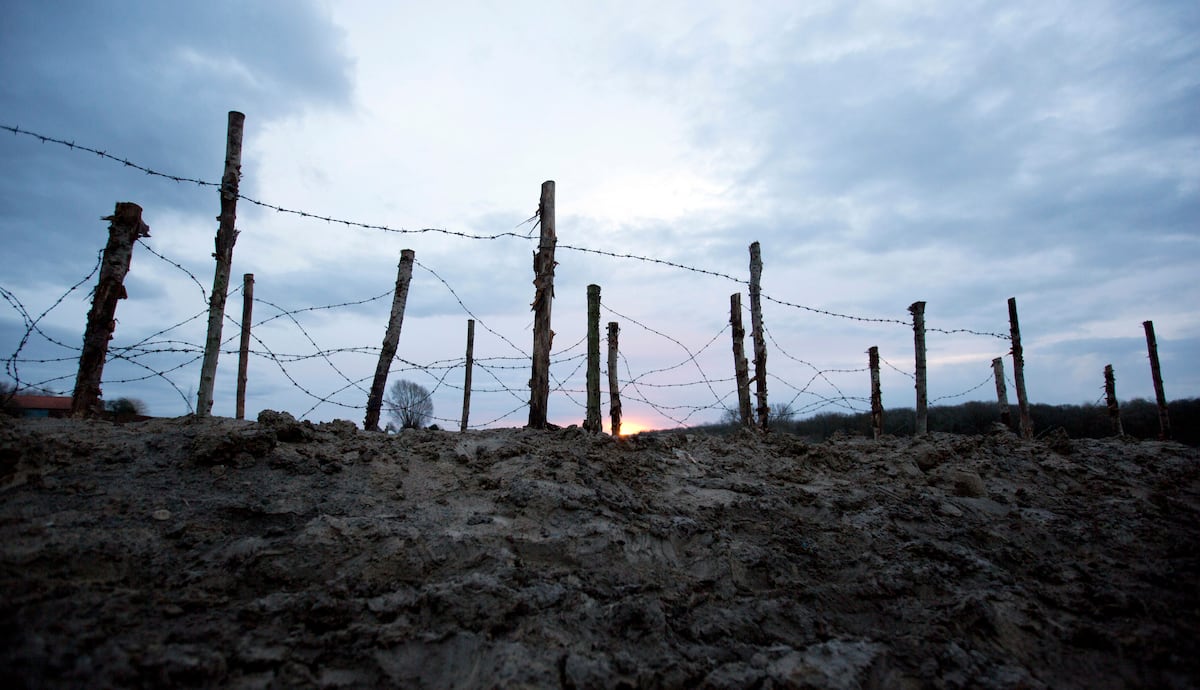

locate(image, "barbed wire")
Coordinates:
4 121 1019 342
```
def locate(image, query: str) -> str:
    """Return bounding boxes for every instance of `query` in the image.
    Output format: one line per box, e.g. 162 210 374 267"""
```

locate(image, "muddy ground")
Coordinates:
0 412 1197 689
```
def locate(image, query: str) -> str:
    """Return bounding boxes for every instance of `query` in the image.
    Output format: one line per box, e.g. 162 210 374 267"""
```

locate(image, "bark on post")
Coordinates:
730 293 752 427
1104 364 1123 437
607 321 621 437
909 301 928 436
748 242 769 431
364 250 415 432
1008 297 1034 439
196 111 245 417
868 346 883 439
1143 320 1171 440
235 273 254 420
528 181 556 429
460 319 475 432
71 202 150 417
584 284 602 433
992 357 1012 429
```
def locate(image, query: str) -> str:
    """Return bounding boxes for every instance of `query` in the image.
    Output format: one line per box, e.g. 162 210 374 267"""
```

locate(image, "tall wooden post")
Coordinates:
584 284 602 433
1104 364 1123 437
992 357 1012 428
607 322 621 436
730 293 752 427
1008 297 1033 439
868 346 883 439
71 202 150 417
460 319 474 432
1143 320 1171 440
909 301 928 436
528 180 556 429
196 111 245 417
364 250 415 431
748 242 768 431
235 273 254 420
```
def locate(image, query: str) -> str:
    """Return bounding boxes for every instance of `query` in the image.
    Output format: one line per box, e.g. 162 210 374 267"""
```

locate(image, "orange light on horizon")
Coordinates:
614 418 652 436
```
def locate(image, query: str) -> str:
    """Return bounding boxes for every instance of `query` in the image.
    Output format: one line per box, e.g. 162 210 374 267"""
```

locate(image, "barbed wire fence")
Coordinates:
1 121 1049 434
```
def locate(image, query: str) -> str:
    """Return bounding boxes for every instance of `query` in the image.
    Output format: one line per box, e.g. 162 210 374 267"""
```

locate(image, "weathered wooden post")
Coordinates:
868 346 883 439
528 181 556 429
460 319 474 432
235 273 254 420
607 321 621 436
1143 320 1171 440
584 284 602 433
1104 364 1123 437
364 250 415 431
909 301 928 436
197 110 245 417
71 202 150 417
992 357 1012 428
1008 297 1033 439
748 242 768 431
729 293 752 427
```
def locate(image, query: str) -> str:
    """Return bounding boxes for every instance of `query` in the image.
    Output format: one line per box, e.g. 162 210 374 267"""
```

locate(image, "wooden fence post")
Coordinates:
730 293 752 427
607 321 621 437
71 202 150 417
528 180 556 429
364 250 415 431
1143 320 1171 440
460 319 474 432
1008 297 1033 439
235 273 254 420
584 284 602 433
748 242 768 431
992 357 1012 428
196 110 245 417
908 301 928 436
1104 363 1123 437
868 346 883 439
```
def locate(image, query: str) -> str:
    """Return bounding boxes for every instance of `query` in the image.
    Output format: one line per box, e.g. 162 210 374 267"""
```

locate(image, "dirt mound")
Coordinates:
1 413 1197 688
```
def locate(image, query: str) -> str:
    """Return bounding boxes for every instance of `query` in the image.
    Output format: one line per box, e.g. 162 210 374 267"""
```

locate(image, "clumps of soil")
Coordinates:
0 412 1197 688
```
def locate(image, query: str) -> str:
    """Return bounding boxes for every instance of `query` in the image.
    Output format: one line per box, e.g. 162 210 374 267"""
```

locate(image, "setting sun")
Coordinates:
614 419 652 437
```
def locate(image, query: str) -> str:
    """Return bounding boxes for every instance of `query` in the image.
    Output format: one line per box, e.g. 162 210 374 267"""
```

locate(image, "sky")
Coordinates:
1 0 1197 433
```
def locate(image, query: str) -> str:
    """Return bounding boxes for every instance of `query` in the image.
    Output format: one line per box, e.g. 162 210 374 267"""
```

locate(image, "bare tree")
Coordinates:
105 397 147 417
386 379 433 429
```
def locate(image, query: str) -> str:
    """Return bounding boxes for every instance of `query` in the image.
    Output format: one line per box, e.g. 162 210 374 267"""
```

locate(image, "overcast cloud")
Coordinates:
2 1 1197 432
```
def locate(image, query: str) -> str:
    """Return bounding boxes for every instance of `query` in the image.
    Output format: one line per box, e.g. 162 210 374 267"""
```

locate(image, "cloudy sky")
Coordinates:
1 1 1197 432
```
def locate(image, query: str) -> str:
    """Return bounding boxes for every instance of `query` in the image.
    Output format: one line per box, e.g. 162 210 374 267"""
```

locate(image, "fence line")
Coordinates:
1 119 1176 435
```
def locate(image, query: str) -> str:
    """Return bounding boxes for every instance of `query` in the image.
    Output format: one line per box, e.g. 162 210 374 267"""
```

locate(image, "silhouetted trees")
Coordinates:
385 379 433 429
700 398 1199 446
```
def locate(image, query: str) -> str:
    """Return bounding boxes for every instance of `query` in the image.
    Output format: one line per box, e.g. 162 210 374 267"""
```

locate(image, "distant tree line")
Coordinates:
698 398 1199 446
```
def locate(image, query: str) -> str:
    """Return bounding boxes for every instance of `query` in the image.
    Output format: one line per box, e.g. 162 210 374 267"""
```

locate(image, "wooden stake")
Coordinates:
607 321 621 437
528 181 556 429
1008 297 1033 439
460 319 474 432
748 242 768 431
364 250 415 432
1143 320 1171 440
196 111 245 417
909 301 928 436
730 293 752 427
1104 363 1123 437
235 273 254 420
868 346 883 439
71 202 149 418
992 357 1012 429
584 284 602 433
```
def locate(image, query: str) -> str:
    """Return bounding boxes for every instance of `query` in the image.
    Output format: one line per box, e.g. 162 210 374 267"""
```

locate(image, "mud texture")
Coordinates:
1 412 1197 689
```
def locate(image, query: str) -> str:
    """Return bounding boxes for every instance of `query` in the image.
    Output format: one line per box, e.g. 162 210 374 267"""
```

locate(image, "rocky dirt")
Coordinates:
0 412 1197 689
